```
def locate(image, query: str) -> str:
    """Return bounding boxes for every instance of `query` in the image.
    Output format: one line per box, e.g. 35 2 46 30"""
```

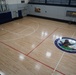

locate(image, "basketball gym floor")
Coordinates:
0 16 76 75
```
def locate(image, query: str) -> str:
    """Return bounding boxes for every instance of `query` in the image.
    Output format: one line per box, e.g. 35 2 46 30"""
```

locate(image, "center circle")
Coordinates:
55 37 76 53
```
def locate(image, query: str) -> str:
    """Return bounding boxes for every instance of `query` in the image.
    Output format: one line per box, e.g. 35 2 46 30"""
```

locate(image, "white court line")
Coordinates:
52 31 76 75
0 27 20 35
0 25 31 35
71 31 76 38
19 27 31 33
1 28 20 35
1 20 39 42
1 27 35 41
52 52 65 75
3 20 40 51
6 24 40 51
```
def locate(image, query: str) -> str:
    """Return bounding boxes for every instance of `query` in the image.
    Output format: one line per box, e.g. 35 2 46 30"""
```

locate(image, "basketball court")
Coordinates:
0 16 76 75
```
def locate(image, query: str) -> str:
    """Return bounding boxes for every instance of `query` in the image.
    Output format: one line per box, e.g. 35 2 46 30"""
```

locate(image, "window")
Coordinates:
29 0 45 3
0 0 7 12
46 0 69 5
70 0 76 5
61 0 69 5
0 4 2 12
47 0 54 4
29 0 76 7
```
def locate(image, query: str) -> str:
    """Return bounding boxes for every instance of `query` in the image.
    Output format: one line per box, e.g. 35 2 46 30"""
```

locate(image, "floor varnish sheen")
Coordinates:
0 16 76 75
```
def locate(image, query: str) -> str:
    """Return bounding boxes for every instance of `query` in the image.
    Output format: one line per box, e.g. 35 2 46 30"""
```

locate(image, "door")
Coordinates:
11 10 18 18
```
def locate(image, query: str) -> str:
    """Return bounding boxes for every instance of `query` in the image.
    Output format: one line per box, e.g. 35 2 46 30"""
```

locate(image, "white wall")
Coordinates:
6 0 17 4
25 0 30 4
6 0 30 4
5 0 30 18
28 4 76 22
6 0 30 11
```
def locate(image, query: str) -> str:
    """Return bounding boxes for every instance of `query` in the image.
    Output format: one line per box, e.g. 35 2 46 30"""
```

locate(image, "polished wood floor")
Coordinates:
0 16 76 75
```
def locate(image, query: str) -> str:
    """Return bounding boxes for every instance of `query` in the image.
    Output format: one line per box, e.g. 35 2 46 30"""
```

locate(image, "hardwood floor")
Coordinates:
0 16 76 75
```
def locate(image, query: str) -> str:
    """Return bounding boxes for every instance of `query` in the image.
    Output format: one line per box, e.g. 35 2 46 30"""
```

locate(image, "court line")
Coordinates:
0 32 8 36
0 20 66 75
0 28 20 35
72 31 76 38
0 26 64 75
18 27 31 33
0 20 39 42
14 42 27 50
28 56 65 75
55 70 65 75
52 52 65 75
0 41 27 56
0 26 34 38
0 41 65 75
52 30 76 75
0 28 12 36
28 56 54 70
1 24 39 42
27 28 58 56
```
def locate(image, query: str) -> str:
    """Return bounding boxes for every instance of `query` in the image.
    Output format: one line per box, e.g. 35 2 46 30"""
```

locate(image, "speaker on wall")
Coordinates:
21 0 25 3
